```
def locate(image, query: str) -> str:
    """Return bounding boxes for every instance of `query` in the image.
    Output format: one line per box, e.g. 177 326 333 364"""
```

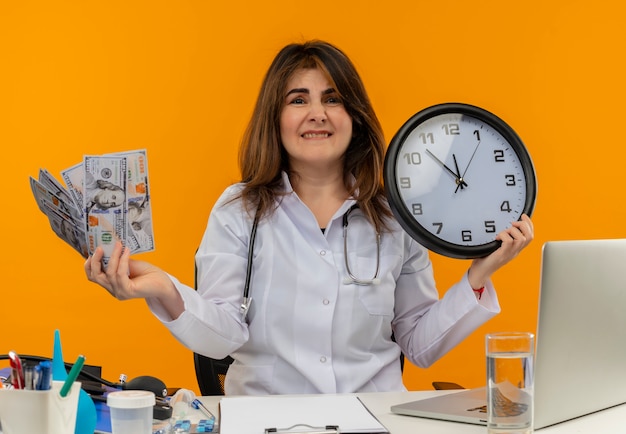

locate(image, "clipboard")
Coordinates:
219 394 389 434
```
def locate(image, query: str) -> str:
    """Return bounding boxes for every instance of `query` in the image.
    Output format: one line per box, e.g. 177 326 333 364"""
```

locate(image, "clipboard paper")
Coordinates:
219 395 389 434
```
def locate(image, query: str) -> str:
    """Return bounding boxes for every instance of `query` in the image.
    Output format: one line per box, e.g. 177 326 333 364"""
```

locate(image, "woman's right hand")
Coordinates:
84 241 180 303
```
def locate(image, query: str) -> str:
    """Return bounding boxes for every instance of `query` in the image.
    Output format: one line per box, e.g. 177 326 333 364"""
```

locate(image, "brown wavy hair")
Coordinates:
236 40 392 232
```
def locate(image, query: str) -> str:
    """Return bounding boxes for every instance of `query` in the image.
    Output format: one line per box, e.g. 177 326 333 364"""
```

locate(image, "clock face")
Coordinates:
384 103 537 259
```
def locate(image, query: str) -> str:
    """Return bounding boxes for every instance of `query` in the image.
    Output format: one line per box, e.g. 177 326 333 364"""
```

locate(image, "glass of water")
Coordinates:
486 332 535 434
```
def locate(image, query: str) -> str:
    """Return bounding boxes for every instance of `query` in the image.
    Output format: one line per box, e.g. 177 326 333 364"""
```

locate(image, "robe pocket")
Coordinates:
348 255 394 316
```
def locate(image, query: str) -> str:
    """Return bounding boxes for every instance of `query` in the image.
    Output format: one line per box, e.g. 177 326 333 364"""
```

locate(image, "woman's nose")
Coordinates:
308 100 327 122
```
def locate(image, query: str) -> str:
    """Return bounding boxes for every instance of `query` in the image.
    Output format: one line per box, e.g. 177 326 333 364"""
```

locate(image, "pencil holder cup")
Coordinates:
0 380 81 434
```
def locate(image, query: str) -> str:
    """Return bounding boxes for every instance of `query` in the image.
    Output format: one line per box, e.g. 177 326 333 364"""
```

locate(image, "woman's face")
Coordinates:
279 68 353 173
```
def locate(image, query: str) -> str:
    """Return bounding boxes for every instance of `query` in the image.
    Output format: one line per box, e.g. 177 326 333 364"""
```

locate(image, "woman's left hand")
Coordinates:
468 214 534 289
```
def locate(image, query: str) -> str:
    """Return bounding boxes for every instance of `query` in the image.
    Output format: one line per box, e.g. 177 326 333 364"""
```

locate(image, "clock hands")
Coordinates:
426 149 468 192
449 139 482 192
452 154 466 193
460 139 481 181
425 149 458 180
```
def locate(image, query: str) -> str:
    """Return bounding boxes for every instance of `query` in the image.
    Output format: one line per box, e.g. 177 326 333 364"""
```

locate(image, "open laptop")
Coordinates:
391 238 626 429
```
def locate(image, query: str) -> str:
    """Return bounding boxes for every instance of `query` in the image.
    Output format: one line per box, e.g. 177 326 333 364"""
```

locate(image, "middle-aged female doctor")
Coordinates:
84 40 534 395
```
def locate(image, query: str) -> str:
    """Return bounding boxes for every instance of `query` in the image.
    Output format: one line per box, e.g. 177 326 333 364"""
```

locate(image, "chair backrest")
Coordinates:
193 353 233 396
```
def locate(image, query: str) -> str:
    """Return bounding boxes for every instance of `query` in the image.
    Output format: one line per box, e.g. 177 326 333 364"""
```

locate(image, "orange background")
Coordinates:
2 1 625 394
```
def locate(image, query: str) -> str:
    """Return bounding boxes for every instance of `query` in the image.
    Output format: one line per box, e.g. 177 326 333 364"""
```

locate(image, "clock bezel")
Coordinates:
383 103 537 259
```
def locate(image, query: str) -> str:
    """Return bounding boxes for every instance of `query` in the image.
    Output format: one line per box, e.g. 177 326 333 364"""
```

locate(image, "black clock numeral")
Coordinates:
485 220 496 233
462 230 472 242
400 177 411 189
412 203 423 215
432 222 443 234
473 130 481 141
419 132 434 144
501 200 512 212
494 149 505 162
442 123 460 135
504 174 516 186
402 152 421 165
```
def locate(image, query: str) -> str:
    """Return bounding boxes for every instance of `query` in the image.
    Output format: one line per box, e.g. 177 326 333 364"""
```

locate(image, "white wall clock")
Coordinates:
384 103 537 259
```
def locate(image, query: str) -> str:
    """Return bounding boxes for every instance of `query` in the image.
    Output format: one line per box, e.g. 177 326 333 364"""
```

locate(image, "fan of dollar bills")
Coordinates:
30 149 154 265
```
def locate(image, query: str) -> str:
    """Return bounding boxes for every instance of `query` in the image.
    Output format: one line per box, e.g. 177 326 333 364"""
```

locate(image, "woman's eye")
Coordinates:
326 96 342 105
289 97 306 105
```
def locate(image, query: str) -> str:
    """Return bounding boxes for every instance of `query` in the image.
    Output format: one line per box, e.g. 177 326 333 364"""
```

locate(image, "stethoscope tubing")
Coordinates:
342 205 381 286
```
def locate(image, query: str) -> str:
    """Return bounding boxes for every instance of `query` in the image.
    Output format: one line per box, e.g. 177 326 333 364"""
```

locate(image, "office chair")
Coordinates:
193 353 233 396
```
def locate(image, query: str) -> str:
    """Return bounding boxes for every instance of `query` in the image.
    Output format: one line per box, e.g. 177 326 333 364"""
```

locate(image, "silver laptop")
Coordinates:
391 239 626 429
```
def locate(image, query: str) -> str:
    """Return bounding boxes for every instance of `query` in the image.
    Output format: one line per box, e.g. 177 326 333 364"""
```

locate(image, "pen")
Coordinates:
24 365 35 390
192 398 216 420
36 360 52 390
60 354 85 397
8 351 24 389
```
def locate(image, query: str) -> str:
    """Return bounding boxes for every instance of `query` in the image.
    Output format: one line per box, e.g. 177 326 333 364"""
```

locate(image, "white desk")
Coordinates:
195 390 626 433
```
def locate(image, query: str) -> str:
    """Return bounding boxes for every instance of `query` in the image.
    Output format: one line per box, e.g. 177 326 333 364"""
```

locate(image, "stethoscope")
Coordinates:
342 204 381 286
240 204 381 321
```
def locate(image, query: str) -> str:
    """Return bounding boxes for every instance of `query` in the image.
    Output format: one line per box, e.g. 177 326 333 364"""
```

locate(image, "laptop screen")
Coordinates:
532 238 626 428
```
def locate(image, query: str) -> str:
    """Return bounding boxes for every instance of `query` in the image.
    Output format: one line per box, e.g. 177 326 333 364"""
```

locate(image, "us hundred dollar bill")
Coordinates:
29 176 89 258
60 162 86 212
84 155 127 266
38 168 83 220
115 149 154 254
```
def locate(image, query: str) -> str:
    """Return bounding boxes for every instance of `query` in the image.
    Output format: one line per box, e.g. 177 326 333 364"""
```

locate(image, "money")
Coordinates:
115 150 154 253
60 162 85 213
30 176 88 258
38 168 83 219
84 154 128 265
30 149 155 264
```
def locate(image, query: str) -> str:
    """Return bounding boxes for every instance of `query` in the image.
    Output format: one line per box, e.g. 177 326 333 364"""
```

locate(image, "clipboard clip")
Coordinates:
265 424 339 434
